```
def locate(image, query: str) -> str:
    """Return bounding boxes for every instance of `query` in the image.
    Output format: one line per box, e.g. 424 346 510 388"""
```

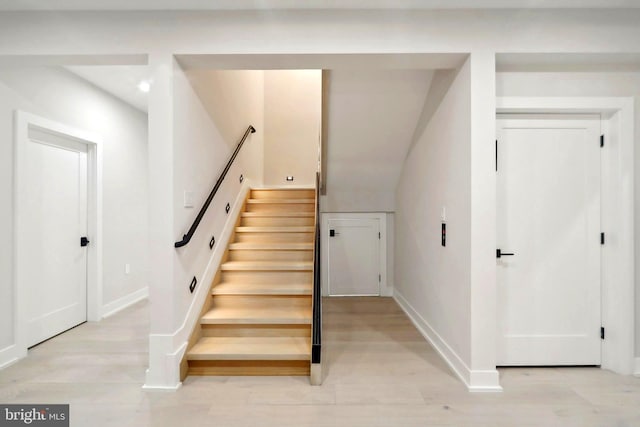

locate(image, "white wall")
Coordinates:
497 71 640 357
0 66 148 350
263 70 321 187
185 69 265 184
172 67 264 332
321 69 433 212
395 60 473 376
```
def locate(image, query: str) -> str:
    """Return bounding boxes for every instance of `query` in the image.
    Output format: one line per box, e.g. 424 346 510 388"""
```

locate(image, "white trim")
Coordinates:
102 287 149 319
143 183 250 390
0 345 21 370
634 357 640 376
496 97 635 376
320 212 390 297
13 110 103 361
142 340 186 392
394 290 502 392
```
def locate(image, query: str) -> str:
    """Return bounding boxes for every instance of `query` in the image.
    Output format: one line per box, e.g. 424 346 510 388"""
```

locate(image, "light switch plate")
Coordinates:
184 191 194 208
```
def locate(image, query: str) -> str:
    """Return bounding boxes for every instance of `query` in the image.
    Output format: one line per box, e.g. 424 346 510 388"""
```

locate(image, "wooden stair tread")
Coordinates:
228 242 313 251
221 261 313 271
201 306 312 324
213 282 312 295
235 226 314 233
251 188 314 191
241 212 314 218
187 337 311 361
247 199 314 204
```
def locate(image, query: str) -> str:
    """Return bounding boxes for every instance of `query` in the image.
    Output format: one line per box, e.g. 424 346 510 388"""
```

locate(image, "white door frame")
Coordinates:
14 110 103 359
496 97 635 375
320 212 390 297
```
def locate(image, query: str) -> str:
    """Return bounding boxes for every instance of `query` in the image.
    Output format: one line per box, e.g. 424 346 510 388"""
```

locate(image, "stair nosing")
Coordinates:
212 283 312 295
220 261 313 271
228 243 314 251
187 336 311 361
247 199 314 204
235 226 314 233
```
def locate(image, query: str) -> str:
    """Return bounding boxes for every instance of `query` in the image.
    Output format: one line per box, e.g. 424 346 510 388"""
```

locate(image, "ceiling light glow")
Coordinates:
137 80 151 93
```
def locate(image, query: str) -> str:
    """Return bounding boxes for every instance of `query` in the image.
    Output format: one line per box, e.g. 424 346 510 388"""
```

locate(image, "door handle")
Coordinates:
496 249 514 259
329 229 340 237
80 237 90 247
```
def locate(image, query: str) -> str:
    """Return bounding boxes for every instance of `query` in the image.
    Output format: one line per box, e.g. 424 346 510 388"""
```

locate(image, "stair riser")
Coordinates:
212 283 312 296
228 250 313 262
246 203 314 213
201 324 311 337
241 217 315 227
221 271 312 284
234 232 314 243
251 189 315 200
212 295 311 308
188 360 310 376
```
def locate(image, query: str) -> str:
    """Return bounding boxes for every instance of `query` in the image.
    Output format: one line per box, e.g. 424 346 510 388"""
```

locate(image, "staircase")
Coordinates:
184 188 316 377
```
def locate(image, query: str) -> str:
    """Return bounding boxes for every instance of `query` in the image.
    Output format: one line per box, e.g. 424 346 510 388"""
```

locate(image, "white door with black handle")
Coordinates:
496 114 601 366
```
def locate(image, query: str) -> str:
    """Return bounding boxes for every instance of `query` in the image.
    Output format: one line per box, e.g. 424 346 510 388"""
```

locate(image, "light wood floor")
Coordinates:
1 297 639 427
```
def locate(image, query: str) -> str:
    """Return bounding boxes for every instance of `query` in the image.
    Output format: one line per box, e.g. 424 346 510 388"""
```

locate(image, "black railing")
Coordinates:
174 125 256 248
311 172 322 364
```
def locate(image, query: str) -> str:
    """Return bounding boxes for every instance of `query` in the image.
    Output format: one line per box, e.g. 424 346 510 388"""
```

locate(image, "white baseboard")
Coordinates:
0 345 21 370
142 382 182 392
102 287 149 319
393 291 502 392
634 357 640 376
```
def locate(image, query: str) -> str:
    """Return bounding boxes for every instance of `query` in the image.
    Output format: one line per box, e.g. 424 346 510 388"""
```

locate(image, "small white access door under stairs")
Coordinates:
323 213 383 297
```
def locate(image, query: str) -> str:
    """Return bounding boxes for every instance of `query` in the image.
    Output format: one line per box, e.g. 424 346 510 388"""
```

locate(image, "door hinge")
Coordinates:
378 232 381 239
601 326 605 340
601 232 605 245
378 274 381 282
600 134 604 148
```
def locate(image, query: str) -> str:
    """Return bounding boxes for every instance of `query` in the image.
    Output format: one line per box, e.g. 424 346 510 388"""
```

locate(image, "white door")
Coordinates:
23 127 88 347
327 218 380 296
496 115 601 366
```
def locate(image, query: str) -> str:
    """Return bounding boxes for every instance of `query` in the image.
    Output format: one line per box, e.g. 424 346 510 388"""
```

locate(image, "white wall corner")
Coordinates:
102 287 149 319
634 357 640 377
394 290 500 391
0 345 24 371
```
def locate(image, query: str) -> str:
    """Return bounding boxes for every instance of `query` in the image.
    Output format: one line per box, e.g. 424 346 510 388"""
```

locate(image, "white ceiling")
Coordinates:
1 0 640 10
66 65 150 112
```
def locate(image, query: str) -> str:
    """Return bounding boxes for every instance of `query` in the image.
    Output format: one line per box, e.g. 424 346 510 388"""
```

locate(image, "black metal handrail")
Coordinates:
174 125 256 248
311 172 322 364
